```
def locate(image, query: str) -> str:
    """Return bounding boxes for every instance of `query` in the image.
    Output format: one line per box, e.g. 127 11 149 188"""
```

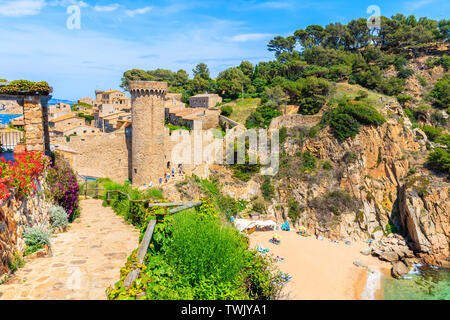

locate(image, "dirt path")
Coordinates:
0 199 139 300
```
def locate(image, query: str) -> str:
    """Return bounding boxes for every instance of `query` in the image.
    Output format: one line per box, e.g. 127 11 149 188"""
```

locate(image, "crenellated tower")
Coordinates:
129 81 168 186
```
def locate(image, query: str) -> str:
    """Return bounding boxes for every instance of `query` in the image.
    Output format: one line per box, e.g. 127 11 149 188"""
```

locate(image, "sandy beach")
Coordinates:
249 231 391 300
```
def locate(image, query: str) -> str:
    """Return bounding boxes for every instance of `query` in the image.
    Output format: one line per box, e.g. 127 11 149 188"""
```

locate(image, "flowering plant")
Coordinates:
45 155 80 221
0 151 50 204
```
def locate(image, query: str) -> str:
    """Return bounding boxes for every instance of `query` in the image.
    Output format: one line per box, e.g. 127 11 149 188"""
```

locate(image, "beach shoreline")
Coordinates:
248 231 391 300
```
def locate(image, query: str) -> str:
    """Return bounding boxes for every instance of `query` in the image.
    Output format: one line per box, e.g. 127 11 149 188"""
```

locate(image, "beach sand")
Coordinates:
249 231 391 300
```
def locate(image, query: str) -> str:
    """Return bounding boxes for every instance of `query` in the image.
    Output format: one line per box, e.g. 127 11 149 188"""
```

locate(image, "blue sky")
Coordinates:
0 0 448 100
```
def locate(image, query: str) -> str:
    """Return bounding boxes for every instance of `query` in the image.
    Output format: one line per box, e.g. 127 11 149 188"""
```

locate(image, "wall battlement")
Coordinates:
129 81 168 95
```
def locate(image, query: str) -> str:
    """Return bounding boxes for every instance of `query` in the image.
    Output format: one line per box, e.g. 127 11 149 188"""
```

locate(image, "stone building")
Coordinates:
94 89 131 109
48 102 72 119
78 97 93 105
55 81 221 185
189 93 222 109
49 114 86 131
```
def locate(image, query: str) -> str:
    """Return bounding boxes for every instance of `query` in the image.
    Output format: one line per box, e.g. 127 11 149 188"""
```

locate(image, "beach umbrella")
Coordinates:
299 226 306 232
272 233 280 240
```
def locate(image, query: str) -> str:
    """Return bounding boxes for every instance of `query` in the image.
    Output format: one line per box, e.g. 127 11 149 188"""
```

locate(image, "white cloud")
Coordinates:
125 6 152 17
230 33 274 42
0 18 272 99
94 3 119 12
0 0 46 17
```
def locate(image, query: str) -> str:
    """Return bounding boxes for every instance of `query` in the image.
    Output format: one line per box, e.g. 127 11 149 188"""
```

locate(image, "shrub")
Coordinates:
220 105 233 117
355 90 368 101
279 127 288 145
396 94 413 106
0 80 52 95
417 75 427 86
322 161 333 170
46 155 80 222
288 198 304 221
301 151 317 172
330 113 361 141
397 68 414 79
261 177 274 201
0 151 50 202
311 190 359 226
166 211 247 285
49 205 69 230
324 99 385 141
420 125 443 142
252 198 266 214
23 225 51 256
429 75 450 109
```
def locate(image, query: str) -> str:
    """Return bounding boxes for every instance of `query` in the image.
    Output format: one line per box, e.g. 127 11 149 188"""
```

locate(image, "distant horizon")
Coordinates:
1 0 448 100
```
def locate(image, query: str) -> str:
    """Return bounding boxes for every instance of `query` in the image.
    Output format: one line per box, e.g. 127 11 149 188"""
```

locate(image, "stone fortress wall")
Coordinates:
56 81 218 185
129 81 168 186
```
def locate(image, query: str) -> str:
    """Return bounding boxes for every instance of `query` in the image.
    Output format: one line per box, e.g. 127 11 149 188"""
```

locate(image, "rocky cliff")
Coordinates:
194 101 449 269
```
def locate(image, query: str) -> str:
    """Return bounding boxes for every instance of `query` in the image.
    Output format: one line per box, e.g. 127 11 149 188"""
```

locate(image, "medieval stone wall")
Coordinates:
269 114 321 131
54 130 131 183
0 176 51 275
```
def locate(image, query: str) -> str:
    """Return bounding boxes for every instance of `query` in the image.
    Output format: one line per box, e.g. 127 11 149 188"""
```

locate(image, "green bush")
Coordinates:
429 75 450 109
107 200 284 300
220 105 233 117
279 127 288 145
49 206 69 230
23 225 51 256
396 94 413 106
311 190 359 225
330 113 361 141
166 212 247 285
426 134 450 175
301 151 317 172
427 148 450 175
420 125 443 142
261 177 275 201
324 99 385 141
417 75 427 86
397 68 414 79
322 160 333 170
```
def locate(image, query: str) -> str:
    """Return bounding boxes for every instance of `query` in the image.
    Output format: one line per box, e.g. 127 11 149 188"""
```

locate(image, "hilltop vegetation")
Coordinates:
121 13 449 177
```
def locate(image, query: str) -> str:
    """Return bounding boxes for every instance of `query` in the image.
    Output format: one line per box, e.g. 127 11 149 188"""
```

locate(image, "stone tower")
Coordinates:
129 81 168 186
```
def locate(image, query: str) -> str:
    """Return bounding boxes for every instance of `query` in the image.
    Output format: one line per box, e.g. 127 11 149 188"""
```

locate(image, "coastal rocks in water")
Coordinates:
398 174 450 265
391 261 410 279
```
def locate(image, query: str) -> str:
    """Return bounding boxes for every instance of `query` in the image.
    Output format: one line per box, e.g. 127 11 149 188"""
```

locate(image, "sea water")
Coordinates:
0 114 21 125
383 264 450 300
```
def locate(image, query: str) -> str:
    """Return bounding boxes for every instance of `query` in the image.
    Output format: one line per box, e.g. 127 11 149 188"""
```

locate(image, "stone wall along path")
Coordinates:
0 199 140 300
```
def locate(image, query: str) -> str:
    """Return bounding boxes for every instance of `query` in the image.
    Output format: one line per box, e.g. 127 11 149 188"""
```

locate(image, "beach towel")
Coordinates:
257 246 269 253
269 239 281 245
281 221 290 231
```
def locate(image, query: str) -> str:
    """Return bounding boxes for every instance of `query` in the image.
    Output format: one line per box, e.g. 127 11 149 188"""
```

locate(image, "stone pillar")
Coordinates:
22 95 51 156
129 81 168 186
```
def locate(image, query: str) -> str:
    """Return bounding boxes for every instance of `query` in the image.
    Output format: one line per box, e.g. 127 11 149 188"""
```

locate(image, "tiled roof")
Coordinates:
49 114 78 123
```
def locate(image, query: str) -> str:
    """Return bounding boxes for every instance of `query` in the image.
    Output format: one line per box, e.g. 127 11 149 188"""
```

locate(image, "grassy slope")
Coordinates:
333 83 397 108
223 98 260 124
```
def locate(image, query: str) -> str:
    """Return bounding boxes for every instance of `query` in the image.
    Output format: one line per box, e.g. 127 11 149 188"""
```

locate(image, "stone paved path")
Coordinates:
0 199 140 300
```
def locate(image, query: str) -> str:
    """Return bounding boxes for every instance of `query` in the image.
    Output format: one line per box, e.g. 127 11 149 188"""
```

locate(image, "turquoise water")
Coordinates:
0 114 21 125
384 265 450 300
